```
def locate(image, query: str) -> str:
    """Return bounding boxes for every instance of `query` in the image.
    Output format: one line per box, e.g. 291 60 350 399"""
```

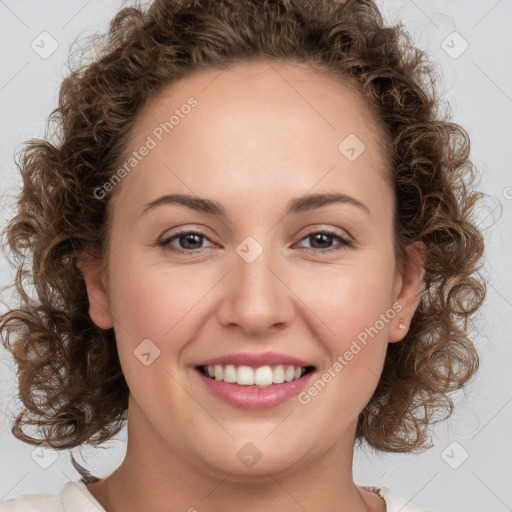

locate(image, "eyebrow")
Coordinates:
141 192 370 217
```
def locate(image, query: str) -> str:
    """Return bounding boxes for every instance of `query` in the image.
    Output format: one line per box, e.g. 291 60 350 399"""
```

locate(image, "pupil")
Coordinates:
311 233 331 249
180 233 202 249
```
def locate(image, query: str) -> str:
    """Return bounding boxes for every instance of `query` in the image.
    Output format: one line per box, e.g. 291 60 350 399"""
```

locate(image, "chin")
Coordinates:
191 438 308 480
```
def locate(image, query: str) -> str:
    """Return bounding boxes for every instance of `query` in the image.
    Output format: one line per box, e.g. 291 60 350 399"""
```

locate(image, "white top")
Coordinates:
0 481 438 511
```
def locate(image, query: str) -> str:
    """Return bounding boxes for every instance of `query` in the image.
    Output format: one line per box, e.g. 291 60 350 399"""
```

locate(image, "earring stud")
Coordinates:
399 318 406 329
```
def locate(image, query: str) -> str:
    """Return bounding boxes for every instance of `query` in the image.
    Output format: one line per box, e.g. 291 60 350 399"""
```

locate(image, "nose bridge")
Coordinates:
217 235 293 333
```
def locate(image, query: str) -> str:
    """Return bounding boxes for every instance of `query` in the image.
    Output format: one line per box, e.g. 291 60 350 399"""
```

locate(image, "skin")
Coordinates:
79 59 425 512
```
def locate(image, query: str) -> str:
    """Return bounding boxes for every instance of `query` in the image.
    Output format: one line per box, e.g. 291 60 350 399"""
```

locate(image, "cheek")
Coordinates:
108 257 217 346
298 261 395 346
295 269 394 421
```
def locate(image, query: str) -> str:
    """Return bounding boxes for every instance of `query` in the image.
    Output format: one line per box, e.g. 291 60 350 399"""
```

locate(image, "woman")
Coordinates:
0 0 485 510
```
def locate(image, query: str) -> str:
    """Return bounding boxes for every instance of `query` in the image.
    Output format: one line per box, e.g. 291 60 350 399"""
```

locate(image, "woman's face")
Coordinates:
82 60 423 479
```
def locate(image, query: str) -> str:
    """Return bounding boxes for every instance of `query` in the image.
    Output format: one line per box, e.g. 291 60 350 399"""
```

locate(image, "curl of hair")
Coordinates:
1 0 486 467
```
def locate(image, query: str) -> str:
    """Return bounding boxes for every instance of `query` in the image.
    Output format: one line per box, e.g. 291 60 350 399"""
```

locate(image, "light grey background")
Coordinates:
0 1 511 511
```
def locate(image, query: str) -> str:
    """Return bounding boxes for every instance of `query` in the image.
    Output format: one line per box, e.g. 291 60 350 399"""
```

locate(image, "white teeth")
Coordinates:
214 365 223 381
204 364 309 386
255 366 273 386
273 364 285 383
223 364 237 383
284 365 295 382
237 365 254 385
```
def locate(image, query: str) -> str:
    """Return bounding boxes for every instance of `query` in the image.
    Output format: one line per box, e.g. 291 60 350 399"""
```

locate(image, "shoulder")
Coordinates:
0 481 104 512
0 493 62 512
360 485 440 512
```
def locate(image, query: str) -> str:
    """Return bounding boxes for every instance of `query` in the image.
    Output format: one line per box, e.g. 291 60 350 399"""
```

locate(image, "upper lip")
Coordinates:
195 351 315 369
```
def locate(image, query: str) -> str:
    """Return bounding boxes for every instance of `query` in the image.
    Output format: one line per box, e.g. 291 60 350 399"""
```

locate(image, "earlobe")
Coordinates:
76 251 114 330
389 241 426 343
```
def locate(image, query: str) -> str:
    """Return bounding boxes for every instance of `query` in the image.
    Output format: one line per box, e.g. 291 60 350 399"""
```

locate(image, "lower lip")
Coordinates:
195 369 315 410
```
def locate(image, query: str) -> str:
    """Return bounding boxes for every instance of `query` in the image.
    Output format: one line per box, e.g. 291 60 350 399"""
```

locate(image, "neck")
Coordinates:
92 400 383 512
103 462 375 512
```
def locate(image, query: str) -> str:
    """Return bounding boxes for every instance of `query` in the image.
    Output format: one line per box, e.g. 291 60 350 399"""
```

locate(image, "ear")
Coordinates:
77 251 114 330
388 241 426 343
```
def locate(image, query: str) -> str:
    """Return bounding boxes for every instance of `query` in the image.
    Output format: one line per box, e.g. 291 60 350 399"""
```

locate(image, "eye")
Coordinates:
158 230 216 253
296 229 353 252
157 228 353 255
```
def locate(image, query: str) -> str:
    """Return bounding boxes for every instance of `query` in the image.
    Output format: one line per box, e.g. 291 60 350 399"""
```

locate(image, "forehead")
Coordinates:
133 58 388 152
111 59 391 217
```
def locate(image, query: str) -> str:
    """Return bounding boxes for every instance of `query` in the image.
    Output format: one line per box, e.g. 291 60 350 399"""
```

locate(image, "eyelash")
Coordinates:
157 228 353 255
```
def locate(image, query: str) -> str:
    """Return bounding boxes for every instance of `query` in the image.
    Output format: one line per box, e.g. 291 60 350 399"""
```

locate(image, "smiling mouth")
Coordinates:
196 364 315 388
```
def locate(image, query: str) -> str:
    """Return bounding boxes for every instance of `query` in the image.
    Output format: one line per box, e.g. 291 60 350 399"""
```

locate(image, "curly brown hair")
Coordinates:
0 0 486 471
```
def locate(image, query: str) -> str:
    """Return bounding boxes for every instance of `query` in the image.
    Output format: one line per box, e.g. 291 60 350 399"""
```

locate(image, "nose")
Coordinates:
216 242 295 337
